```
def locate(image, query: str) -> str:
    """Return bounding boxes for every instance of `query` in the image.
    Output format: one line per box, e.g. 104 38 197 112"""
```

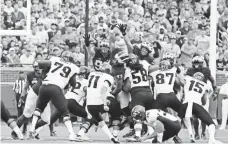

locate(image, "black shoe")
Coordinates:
201 133 207 140
50 131 57 136
111 138 119 143
11 131 18 140
173 136 182 143
190 139 195 143
35 134 40 140
122 129 135 138
195 134 200 140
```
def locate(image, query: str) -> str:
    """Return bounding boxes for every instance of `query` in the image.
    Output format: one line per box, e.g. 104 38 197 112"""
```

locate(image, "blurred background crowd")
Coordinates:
217 0 228 72
1 0 211 69
1 0 27 30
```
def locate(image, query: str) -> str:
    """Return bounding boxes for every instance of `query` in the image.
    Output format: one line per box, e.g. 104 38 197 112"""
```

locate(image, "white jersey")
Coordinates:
183 76 209 105
86 71 114 105
150 67 177 94
124 60 150 88
43 57 79 89
65 77 88 103
146 109 178 125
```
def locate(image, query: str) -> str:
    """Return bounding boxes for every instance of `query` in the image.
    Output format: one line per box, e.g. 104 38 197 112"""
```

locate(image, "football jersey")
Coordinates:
86 71 114 105
65 77 88 102
26 71 41 87
43 57 79 89
92 49 110 71
150 67 177 94
183 76 209 105
146 109 178 125
124 60 150 88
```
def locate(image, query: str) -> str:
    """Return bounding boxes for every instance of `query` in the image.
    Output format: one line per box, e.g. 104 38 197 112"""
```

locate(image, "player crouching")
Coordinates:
179 72 223 144
126 105 181 143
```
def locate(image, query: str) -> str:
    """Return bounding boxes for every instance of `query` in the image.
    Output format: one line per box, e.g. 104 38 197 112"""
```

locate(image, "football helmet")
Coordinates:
100 41 110 56
78 66 90 79
193 72 205 81
61 50 74 62
114 51 129 64
159 59 171 71
141 42 152 53
131 105 146 120
33 61 41 74
192 55 204 68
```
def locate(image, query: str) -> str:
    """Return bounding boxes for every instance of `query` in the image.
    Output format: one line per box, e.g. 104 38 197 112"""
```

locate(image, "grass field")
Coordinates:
1 123 228 143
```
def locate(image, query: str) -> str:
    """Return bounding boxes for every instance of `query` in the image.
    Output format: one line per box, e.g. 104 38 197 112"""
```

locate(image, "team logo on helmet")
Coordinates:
61 51 74 62
192 55 204 68
159 59 171 71
114 51 129 64
193 72 205 81
33 61 41 74
131 105 146 120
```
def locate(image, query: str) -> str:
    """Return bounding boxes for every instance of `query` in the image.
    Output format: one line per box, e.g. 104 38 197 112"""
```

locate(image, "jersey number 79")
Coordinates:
51 62 71 78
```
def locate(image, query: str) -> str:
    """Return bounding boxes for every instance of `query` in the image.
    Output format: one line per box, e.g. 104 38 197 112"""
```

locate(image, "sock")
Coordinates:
202 122 206 134
193 118 199 135
17 115 27 128
30 115 39 132
99 121 114 140
113 129 119 137
134 122 142 137
13 126 22 135
64 120 74 134
208 124 215 141
35 119 47 130
184 118 194 139
77 128 86 136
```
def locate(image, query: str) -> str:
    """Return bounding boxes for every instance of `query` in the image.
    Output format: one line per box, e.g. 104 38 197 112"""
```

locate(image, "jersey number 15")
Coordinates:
189 80 204 94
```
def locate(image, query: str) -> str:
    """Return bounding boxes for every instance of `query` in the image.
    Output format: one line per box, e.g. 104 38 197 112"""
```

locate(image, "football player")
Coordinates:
31 66 94 141
150 59 182 113
127 105 181 143
12 61 52 139
86 62 119 143
122 53 158 140
29 51 81 141
179 72 221 144
186 55 217 140
1 100 23 140
84 34 111 71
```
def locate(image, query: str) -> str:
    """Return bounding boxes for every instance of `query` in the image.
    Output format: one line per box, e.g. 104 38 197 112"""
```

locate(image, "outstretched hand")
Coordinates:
116 23 127 36
83 34 92 47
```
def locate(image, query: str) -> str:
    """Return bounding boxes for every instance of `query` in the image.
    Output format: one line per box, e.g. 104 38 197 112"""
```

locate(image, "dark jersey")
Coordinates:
186 67 212 83
92 49 110 71
26 71 41 87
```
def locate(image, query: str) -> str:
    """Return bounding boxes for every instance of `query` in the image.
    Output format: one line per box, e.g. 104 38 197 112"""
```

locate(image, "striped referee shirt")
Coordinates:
13 78 26 94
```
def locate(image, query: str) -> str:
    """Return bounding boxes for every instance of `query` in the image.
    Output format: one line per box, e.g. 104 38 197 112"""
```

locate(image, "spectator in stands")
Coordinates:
219 73 228 130
217 53 225 71
7 47 20 66
1 0 27 30
19 48 35 67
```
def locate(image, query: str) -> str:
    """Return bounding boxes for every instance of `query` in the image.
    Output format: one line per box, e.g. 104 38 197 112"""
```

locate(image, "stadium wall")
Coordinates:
0 67 227 119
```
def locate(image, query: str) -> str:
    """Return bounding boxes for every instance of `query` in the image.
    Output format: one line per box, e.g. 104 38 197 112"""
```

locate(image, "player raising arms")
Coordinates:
86 62 119 143
178 72 222 144
1 100 23 140
122 53 158 140
29 51 81 141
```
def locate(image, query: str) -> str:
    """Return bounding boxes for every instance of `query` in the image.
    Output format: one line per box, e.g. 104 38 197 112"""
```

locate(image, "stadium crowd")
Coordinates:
217 1 228 72
1 0 27 30
1 0 211 69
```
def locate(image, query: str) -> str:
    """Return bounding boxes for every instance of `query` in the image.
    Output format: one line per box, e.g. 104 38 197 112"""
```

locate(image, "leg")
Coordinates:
193 118 200 139
162 121 181 142
67 99 88 118
220 99 228 129
1 101 23 139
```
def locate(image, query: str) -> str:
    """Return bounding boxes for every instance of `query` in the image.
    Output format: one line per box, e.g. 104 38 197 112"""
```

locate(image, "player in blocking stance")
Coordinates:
29 51 81 141
179 72 222 144
1 100 23 140
86 62 119 143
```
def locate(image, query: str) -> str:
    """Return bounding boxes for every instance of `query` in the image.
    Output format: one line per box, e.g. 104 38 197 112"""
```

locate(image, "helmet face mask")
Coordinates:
131 105 146 120
159 59 171 71
192 56 204 68
61 51 74 62
33 61 41 74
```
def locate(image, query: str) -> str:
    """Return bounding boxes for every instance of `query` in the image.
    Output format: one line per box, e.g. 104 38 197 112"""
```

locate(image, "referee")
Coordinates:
13 71 27 135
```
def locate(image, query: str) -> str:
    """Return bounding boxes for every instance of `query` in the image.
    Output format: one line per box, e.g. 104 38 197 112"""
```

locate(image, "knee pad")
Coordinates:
7 118 15 126
80 121 92 133
33 109 42 117
63 114 71 123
